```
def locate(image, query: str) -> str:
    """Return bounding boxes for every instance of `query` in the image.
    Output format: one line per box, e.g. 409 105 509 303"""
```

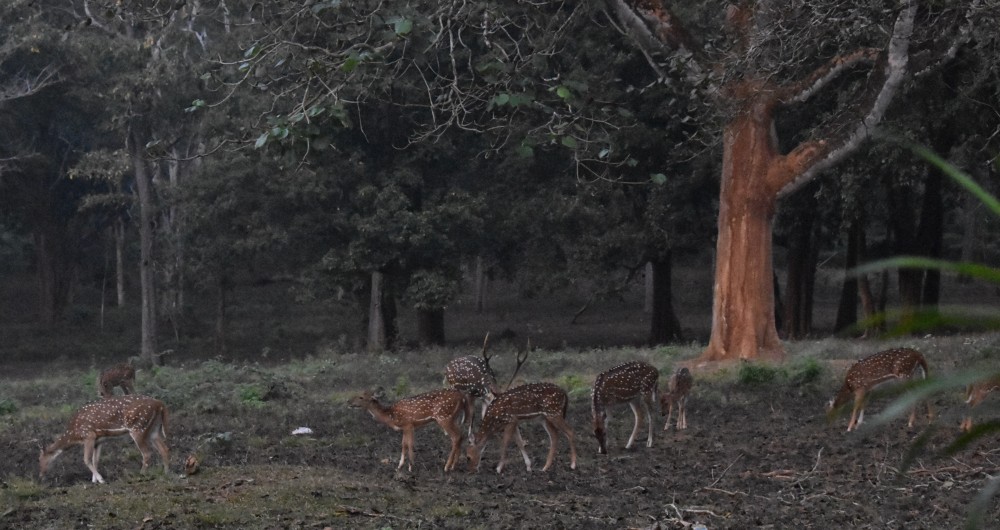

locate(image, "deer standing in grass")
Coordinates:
97 360 136 398
960 373 1000 432
349 388 469 472
39 395 169 484
591 361 659 454
467 382 577 473
827 348 932 432
444 333 499 435
661 367 693 431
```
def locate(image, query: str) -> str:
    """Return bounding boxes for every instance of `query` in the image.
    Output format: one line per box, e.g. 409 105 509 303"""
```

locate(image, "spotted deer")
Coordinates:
97 360 136 398
467 382 577 473
660 366 693 431
349 388 469 472
827 348 932 432
960 373 1000 432
39 395 169 484
444 333 499 435
591 361 659 454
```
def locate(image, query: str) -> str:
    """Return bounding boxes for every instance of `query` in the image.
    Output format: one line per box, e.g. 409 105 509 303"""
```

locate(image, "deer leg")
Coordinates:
847 391 865 432
397 428 411 471
440 418 463 472
625 401 642 449
131 428 154 472
84 436 105 484
663 399 675 431
496 423 518 474
679 396 688 430
547 414 577 470
405 427 417 472
643 393 654 447
541 419 560 471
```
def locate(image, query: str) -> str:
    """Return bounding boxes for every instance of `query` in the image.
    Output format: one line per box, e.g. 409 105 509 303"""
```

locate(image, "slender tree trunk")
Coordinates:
367 271 387 352
835 220 862 332
648 254 683 345
115 217 126 307
644 262 654 314
474 256 486 314
130 130 158 364
783 209 817 339
215 276 227 356
417 307 446 346
918 169 944 307
33 231 57 326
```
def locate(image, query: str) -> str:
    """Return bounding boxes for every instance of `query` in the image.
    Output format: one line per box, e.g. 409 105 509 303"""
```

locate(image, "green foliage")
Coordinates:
0 398 17 416
238 385 267 408
558 374 590 399
737 363 783 385
788 357 824 385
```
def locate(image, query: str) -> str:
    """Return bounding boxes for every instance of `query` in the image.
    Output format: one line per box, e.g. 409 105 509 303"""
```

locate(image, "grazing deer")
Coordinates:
827 348 932 432
349 388 469 472
661 366 693 431
97 361 136 398
39 395 169 484
591 361 659 454
467 382 577 473
960 373 1000 432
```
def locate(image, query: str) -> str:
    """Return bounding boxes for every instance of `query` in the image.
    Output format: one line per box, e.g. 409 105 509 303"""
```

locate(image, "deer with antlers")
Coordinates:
349 388 469 472
444 333 530 436
661 366 693 431
827 347 932 432
467 382 577 473
39 395 169 484
97 360 136 398
591 361 659 454
960 373 1000 432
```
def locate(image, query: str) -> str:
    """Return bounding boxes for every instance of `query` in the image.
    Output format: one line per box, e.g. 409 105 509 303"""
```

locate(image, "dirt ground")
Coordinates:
3 334 1000 529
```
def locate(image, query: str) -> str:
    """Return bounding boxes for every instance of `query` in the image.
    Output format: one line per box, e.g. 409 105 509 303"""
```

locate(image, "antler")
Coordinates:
481 332 492 362
505 339 530 391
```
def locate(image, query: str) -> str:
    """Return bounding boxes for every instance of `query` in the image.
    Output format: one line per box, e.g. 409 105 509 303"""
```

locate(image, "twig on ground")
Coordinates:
701 454 742 490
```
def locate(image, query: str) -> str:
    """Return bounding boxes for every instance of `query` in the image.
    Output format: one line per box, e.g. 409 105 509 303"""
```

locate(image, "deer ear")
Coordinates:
373 386 386 400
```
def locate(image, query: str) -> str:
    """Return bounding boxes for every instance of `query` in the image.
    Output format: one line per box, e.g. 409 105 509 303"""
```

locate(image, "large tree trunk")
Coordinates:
701 97 784 361
417 307 446 346
649 254 683 344
130 131 158 364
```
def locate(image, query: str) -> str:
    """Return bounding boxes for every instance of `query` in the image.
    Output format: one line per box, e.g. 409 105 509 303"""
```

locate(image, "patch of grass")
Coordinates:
0 399 17 416
238 385 266 408
737 362 783 385
2 476 44 500
393 375 411 397
789 357 824 385
558 374 590 399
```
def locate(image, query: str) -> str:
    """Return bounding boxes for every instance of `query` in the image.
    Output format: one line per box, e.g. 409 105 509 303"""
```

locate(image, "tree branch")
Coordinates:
778 48 880 105
603 0 703 78
0 65 59 103
775 0 918 199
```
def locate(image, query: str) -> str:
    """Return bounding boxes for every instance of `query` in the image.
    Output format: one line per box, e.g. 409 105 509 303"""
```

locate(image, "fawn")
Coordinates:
827 347 932 432
39 395 169 484
591 361 659 454
960 373 1000 432
349 388 469 472
97 361 136 398
660 366 693 431
467 382 577 473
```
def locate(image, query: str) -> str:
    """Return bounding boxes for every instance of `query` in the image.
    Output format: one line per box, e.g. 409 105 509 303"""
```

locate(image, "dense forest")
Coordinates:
1 0 998 363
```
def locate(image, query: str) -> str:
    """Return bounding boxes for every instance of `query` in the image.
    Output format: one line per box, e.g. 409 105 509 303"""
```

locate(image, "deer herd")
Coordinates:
36 341 1000 483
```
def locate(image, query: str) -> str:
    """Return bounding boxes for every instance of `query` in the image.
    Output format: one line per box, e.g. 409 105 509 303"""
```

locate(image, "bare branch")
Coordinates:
0 65 60 103
778 48 880 105
603 0 702 79
776 0 918 199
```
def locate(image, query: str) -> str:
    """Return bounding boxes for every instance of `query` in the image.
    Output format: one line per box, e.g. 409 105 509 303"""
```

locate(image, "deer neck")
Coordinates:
363 401 402 429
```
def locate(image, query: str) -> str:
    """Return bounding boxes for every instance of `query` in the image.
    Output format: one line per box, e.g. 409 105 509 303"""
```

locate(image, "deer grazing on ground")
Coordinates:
39 395 169 484
97 360 136 398
660 366 693 431
827 348 932 432
960 373 1000 432
349 388 469 472
467 382 577 473
591 361 659 454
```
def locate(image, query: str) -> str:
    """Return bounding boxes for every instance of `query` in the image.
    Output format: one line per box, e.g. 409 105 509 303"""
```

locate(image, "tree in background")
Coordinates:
605 0 993 360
